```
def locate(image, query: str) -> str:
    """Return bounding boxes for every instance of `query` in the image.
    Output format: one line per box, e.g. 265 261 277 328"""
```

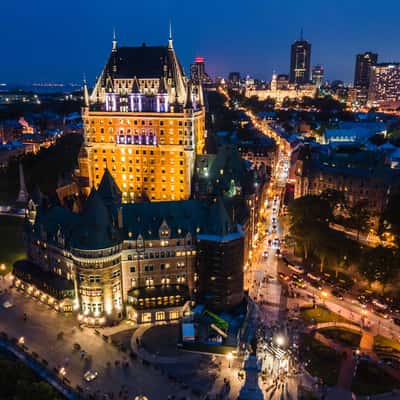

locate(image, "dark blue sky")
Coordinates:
1 0 399 84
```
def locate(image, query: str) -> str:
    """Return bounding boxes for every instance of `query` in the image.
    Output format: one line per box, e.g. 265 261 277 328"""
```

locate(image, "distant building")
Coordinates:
354 51 378 89
294 144 396 215
368 63 400 109
190 56 212 85
312 65 324 88
290 32 312 84
245 72 316 104
228 72 241 86
324 121 387 144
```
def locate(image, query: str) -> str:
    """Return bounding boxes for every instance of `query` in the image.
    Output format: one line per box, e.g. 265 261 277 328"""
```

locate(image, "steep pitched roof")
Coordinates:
97 169 122 207
72 188 119 250
103 46 175 79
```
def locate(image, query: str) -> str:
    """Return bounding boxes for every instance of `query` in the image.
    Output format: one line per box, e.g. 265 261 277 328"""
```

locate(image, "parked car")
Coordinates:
83 370 98 382
2 301 13 309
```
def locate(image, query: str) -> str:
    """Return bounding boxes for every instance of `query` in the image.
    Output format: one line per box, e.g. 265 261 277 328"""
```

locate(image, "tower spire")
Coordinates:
83 73 90 107
112 28 117 52
168 21 173 49
300 28 303 41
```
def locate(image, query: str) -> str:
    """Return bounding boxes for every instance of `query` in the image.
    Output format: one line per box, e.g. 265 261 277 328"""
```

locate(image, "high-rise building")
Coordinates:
228 72 241 85
289 32 311 84
77 31 206 203
368 63 400 108
190 56 212 85
312 65 324 88
354 52 378 89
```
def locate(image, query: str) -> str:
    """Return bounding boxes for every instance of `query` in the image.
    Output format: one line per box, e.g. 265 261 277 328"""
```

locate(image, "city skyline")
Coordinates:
1 0 400 84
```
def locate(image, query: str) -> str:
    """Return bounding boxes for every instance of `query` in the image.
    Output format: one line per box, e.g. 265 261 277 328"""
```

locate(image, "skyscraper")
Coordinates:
312 65 324 88
77 31 206 203
368 63 400 107
190 56 212 85
289 31 311 84
354 52 378 89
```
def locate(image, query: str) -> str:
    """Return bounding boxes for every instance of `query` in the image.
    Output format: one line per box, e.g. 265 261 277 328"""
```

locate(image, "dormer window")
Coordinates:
158 220 170 239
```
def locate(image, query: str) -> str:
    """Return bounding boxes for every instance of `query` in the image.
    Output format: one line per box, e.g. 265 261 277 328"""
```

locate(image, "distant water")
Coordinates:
0 83 81 94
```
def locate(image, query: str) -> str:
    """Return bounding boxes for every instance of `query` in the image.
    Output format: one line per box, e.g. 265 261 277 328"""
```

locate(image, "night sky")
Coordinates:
1 0 399 84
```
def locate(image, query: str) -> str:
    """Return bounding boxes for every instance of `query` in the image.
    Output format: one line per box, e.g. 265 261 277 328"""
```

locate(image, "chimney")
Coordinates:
117 207 123 229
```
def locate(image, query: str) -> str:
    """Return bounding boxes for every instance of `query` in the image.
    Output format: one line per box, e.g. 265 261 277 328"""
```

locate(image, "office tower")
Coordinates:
77 31 206 202
190 56 212 85
312 65 324 88
368 63 400 107
354 51 378 89
228 72 241 85
289 31 311 84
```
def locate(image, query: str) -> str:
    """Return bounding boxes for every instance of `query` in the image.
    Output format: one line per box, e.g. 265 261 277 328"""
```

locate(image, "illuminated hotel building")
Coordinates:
77 32 206 202
368 63 400 109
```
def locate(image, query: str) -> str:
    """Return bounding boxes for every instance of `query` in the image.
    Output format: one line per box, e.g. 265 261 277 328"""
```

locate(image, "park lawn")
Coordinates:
318 327 361 348
300 334 341 386
300 306 351 325
0 215 26 275
0 347 64 400
352 361 400 396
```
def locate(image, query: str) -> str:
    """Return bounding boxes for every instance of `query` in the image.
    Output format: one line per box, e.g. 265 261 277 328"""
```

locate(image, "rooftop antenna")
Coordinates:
300 27 303 41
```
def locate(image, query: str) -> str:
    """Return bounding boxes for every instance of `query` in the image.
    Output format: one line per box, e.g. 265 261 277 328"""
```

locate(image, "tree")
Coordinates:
320 189 347 217
380 185 400 247
359 246 399 293
347 200 371 240
288 195 333 263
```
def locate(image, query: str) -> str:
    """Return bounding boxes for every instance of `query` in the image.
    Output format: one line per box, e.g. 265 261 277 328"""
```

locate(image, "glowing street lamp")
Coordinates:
18 336 25 345
0 263 6 271
275 335 285 347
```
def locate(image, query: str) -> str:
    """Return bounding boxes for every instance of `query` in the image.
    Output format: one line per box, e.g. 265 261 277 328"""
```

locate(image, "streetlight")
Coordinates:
18 336 25 345
59 367 66 376
227 352 233 368
321 290 328 306
275 334 285 347
0 263 6 271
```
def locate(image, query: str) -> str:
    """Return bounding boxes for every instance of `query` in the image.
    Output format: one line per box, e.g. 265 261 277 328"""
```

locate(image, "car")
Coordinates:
372 299 388 310
357 295 368 308
310 281 323 290
84 370 98 382
278 272 289 281
292 280 306 289
2 301 13 309
263 251 269 258
332 290 344 301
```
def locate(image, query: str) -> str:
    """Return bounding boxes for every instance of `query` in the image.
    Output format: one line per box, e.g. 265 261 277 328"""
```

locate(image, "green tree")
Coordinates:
359 246 399 293
347 200 371 240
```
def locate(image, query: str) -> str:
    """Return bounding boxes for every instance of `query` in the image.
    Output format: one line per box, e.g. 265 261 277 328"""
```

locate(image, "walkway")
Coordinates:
312 325 400 391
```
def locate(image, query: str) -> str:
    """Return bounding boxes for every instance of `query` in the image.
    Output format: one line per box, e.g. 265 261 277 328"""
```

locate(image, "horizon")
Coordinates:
1 0 399 84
